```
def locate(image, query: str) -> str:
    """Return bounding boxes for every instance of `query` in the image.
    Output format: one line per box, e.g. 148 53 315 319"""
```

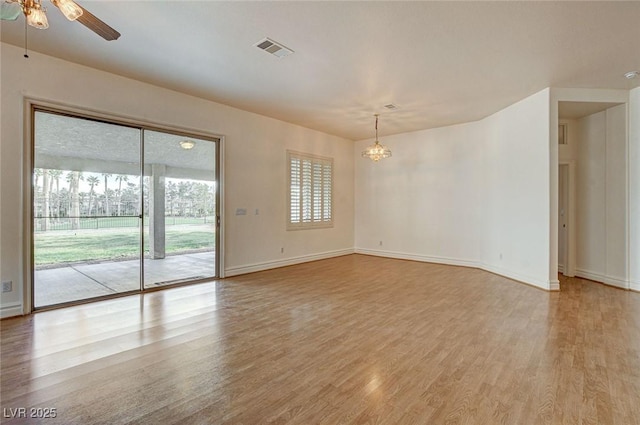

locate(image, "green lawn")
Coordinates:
35 226 215 266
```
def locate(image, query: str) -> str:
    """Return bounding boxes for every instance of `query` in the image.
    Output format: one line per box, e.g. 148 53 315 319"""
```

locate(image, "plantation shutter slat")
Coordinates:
290 157 301 224
313 162 322 221
287 151 333 230
323 163 332 221
302 159 312 222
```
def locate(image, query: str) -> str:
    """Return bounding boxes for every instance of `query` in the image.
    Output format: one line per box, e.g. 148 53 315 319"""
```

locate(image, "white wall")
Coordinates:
573 105 628 288
576 111 608 276
0 43 354 317
605 105 628 285
630 87 640 291
355 121 484 267
481 89 553 288
355 88 554 290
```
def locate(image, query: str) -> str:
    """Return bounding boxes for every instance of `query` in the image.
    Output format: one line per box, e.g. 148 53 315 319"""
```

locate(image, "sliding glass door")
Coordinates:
33 111 141 307
143 131 217 289
32 108 219 309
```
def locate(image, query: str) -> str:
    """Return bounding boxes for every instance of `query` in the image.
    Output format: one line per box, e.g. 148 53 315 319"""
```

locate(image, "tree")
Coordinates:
66 171 83 229
166 181 177 217
194 183 209 217
49 170 64 218
57 188 70 218
102 173 112 216
86 175 100 216
42 169 51 230
121 182 139 215
33 168 42 195
115 175 129 216
177 181 191 216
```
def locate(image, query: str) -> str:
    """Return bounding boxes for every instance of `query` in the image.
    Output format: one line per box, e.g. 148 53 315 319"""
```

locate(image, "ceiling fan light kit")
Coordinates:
24 0 47 29
2 0 120 40
51 0 82 21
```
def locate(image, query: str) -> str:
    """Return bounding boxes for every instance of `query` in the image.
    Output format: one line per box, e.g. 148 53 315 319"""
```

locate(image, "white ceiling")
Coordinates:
2 1 639 140
558 101 623 120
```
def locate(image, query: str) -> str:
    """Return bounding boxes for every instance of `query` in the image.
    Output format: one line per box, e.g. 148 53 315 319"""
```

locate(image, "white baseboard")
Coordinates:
549 279 561 291
356 248 556 291
225 248 354 277
355 248 480 268
631 280 640 293
574 268 630 290
481 263 556 291
1 302 24 319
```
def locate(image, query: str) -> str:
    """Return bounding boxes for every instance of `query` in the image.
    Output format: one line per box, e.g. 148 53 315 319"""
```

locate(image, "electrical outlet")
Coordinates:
281 247 284 253
1 281 12 293
379 240 383 246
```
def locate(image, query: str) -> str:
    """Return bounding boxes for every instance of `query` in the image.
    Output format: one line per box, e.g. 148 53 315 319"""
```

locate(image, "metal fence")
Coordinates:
34 216 215 232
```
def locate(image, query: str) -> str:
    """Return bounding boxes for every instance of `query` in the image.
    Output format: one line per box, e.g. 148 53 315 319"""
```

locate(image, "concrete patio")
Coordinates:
34 252 216 307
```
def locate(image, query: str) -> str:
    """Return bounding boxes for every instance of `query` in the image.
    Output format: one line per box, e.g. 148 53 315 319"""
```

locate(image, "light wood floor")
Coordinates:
1 254 639 424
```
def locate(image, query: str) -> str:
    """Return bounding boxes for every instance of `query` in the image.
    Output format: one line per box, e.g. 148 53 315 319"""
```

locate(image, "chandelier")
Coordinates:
4 0 83 29
361 114 392 162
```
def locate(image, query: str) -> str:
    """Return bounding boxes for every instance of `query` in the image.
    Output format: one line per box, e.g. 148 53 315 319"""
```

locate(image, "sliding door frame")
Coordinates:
24 97 224 312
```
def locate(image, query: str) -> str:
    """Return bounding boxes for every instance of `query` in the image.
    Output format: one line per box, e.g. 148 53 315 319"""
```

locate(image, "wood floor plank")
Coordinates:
1 254 639 424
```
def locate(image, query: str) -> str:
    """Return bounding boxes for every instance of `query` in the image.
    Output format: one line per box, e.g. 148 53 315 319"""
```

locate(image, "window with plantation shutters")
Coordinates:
287 151 333 230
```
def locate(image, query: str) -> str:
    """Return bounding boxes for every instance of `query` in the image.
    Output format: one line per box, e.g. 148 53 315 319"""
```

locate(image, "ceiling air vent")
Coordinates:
255 38 294 58
383 103 399 111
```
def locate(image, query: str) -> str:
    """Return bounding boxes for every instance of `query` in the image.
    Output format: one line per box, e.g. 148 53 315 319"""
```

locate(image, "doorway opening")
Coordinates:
557 100 627 288
31 107 221 309
558 162 575 277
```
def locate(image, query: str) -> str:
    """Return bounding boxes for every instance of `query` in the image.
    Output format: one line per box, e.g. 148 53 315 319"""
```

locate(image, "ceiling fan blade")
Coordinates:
76 4 120 41
1 2 21 21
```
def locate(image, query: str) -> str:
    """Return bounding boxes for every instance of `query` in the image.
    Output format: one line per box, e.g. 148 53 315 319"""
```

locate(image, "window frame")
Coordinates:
286 150 334 230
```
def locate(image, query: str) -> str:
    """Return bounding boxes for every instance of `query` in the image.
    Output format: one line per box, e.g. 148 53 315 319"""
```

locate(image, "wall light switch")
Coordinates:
1 281 12 293
235 208 247 216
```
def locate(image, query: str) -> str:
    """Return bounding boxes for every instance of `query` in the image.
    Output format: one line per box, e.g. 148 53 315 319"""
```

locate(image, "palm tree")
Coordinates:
122 182 138 215
42 169 51 230
33 168 42 194
86 175 100 216
33 168 44 220
66 171 83 229
49 170 63 218
57 188 70 218
102 173 112 216
115 175 129 216
78 192 88 215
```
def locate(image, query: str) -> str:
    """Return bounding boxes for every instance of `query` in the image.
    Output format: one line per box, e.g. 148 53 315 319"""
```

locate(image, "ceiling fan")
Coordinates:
1 0 120 41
